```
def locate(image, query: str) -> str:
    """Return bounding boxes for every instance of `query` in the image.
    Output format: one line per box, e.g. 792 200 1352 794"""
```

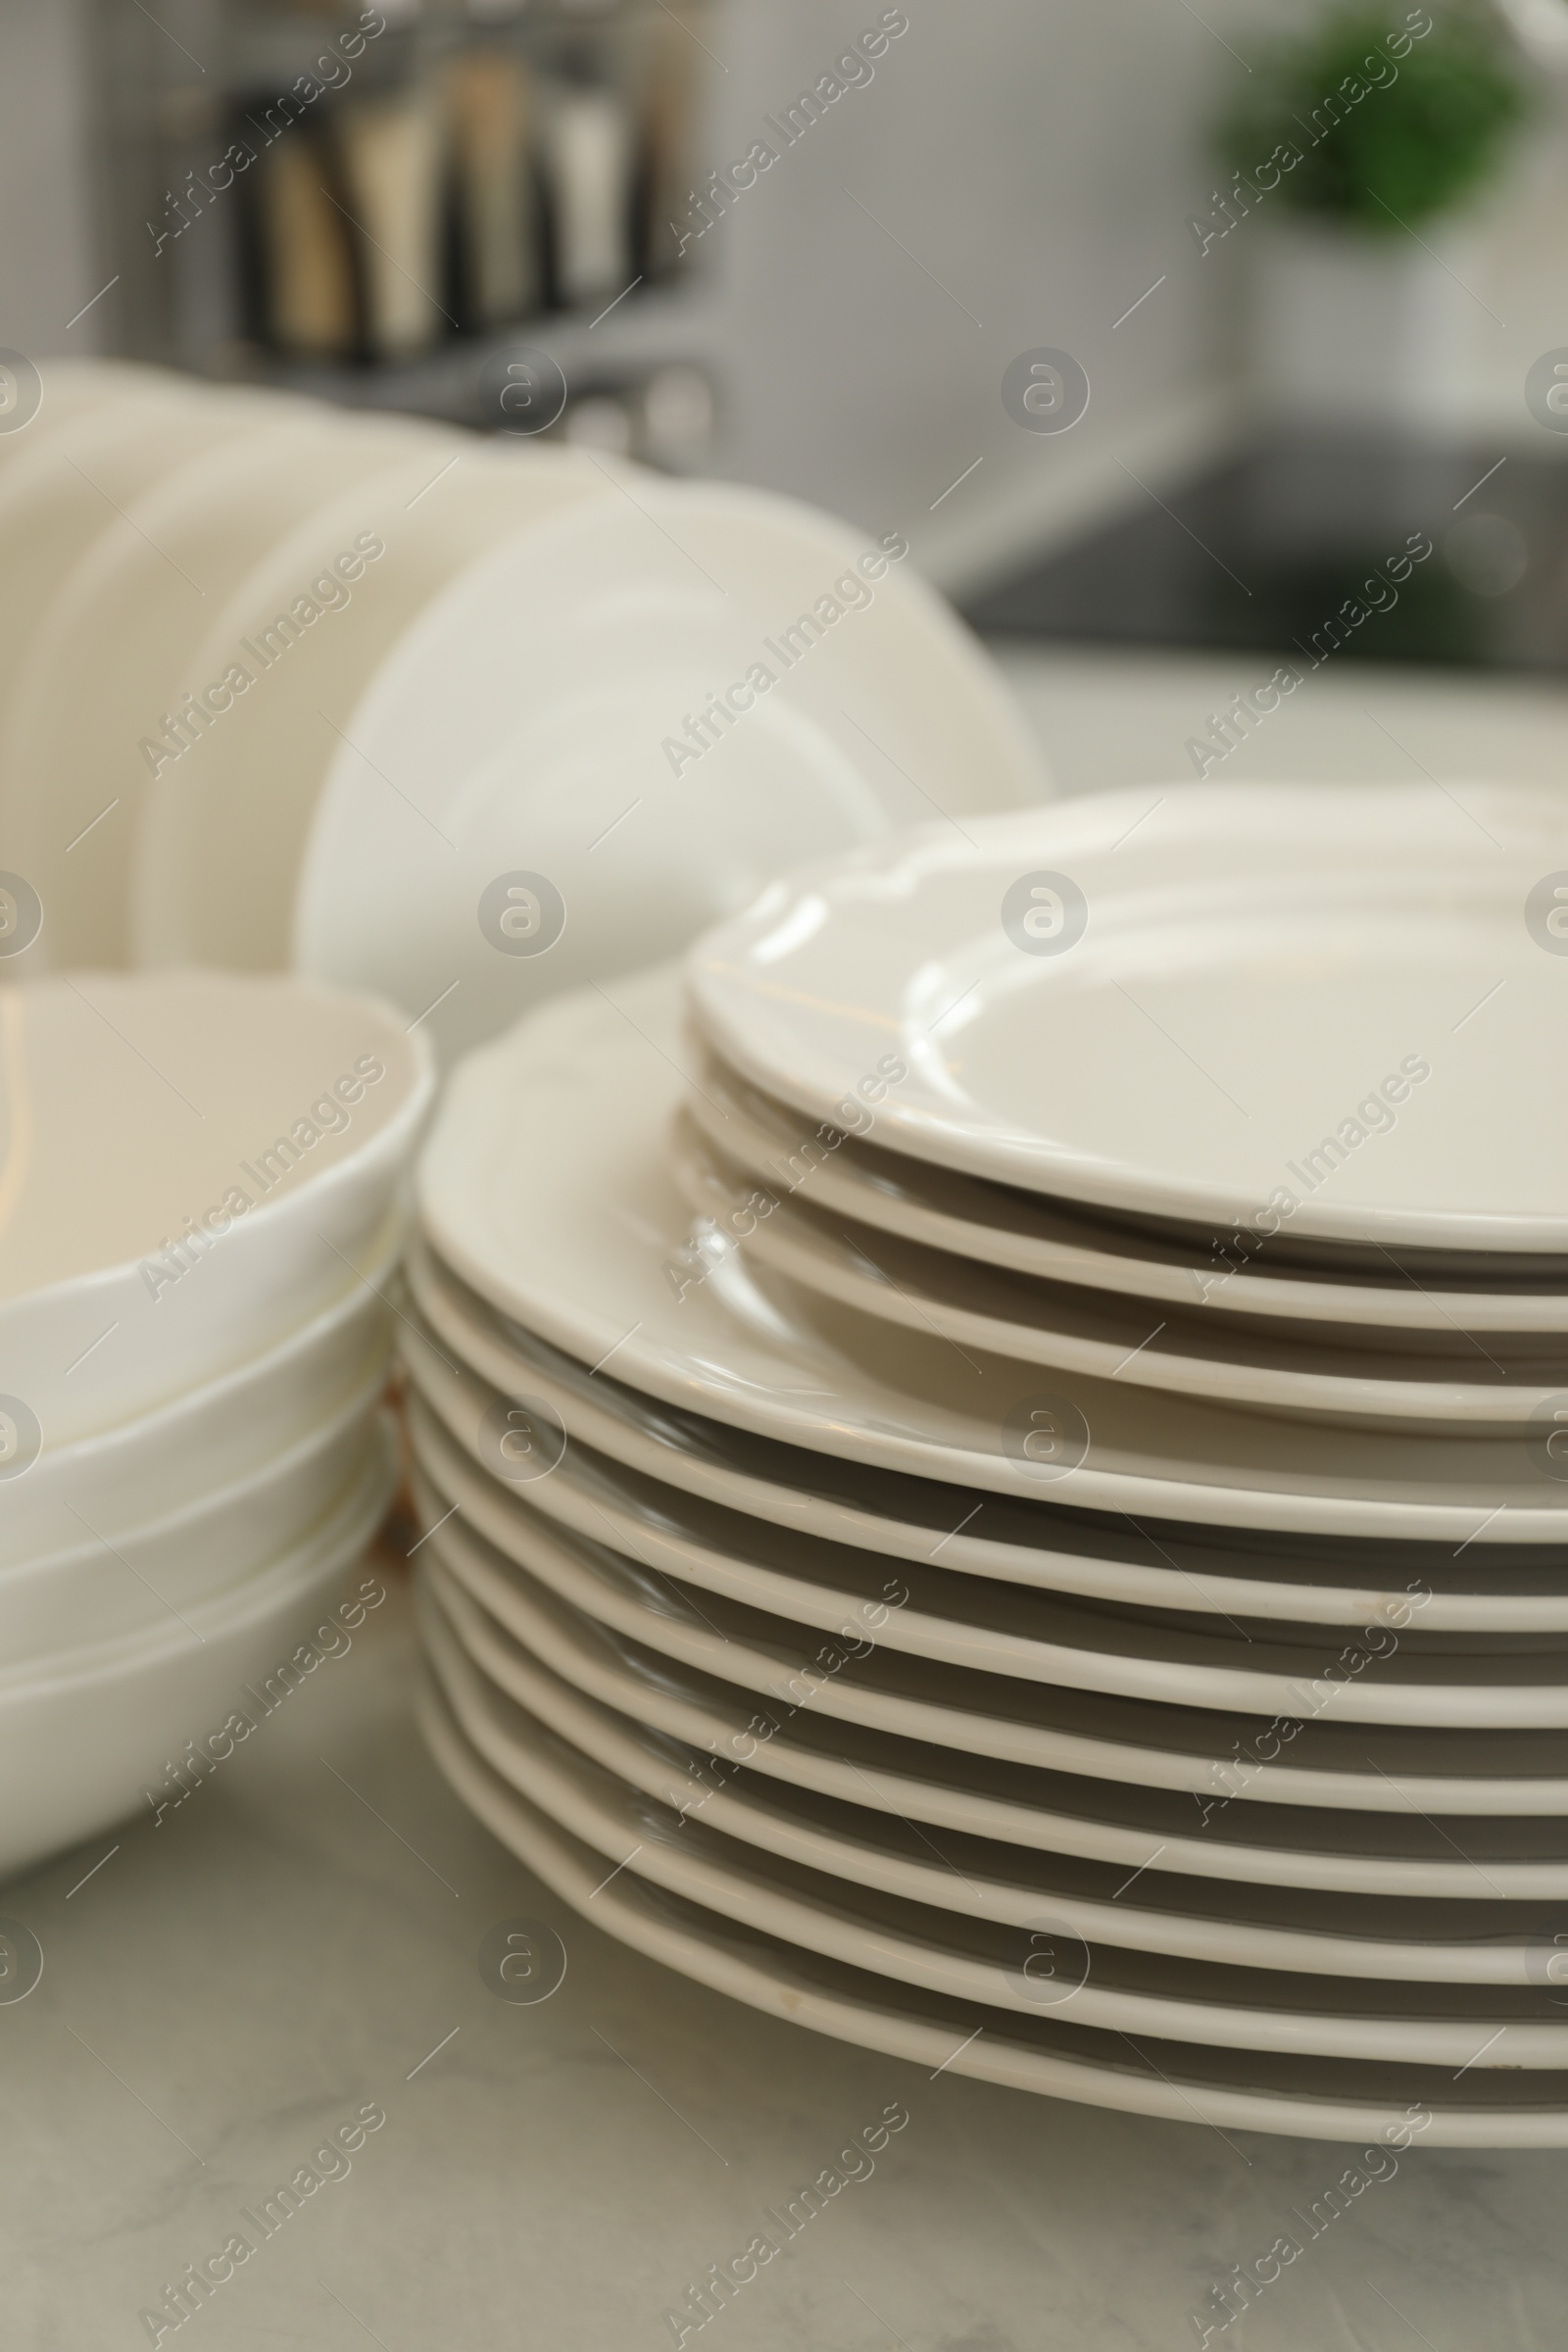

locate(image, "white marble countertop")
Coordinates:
10 647 1568 2350
994 640 1568 801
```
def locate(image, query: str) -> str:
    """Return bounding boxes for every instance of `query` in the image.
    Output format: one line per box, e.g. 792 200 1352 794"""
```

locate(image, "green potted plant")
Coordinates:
1204 5 1530 430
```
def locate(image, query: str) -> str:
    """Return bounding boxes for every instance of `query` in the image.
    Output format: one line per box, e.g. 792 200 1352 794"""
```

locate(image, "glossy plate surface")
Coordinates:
410 1454 1568 1820
409 1382 1568 1730
673 1112 1567 1431
131 433 539 975
686 784 1568 1249
9 409 437 970
682 1041 1568 1334
407 1476 1568 1895
403 1249 1568 1631
415 973 1568 1542
295 478 1047 1065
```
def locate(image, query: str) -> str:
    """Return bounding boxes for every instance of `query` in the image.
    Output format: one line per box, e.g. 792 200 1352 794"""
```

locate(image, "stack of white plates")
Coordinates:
401 781 1568 2143
0 361 1046 1065
0 970 431 1876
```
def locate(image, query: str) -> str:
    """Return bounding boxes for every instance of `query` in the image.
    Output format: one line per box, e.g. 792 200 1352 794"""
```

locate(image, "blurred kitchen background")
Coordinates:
12 0 1568 789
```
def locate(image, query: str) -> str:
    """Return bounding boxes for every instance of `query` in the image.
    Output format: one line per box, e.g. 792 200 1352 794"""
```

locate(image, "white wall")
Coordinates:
695 0 1257 589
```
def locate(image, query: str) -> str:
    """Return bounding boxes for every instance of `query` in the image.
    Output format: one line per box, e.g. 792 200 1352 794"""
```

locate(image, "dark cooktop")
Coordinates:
965 434 1568 675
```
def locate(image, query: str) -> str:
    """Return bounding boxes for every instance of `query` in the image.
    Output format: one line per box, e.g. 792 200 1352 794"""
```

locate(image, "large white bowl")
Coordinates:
1 1226 395 1566
0 1368 385 1666
0 1417 396 1883
0 970 430 1446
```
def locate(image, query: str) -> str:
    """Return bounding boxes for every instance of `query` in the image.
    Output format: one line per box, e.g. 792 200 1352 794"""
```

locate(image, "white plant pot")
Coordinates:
1249 215 1484 433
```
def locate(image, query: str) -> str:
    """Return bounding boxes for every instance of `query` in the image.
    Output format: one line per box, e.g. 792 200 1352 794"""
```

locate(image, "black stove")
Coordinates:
966 434 1568 677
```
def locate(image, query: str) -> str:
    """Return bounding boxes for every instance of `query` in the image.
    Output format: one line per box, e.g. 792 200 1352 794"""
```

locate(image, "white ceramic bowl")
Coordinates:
0 971 430 1446
1 1227 395 1567
0 1369 385 1666
0 1417 396 1883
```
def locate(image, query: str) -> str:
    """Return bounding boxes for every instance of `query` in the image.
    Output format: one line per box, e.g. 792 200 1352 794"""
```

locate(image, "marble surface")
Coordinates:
11 648 1568 2348
4 1566 1565 2352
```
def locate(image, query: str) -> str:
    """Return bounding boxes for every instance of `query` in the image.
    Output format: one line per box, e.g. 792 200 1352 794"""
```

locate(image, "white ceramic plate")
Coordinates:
416 1665 1568 2143
686 783 1568 1250
417 1676 1568 2146
3 407 444 970
408 1475 1568 1898
1 1370 384 1666
415 973 1568 1544
673 1114 1566 1432
5 1227 395 1567
131 440 612 975
0 388 289 774
404 1245 1568 1634
421 1560 1568 1984
411 1456 1568 1820
419 1598 1568 2070
408 1381 1568 1730
683 1041 1568 1335
0 970 430 1446
0 1417 395 1880
294 477 1048 1066
0 360 182 480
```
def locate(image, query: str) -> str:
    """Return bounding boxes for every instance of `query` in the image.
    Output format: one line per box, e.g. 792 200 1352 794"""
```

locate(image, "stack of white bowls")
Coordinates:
400 781 1568 2145
0 361 1046 1066
0 969 430 1875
